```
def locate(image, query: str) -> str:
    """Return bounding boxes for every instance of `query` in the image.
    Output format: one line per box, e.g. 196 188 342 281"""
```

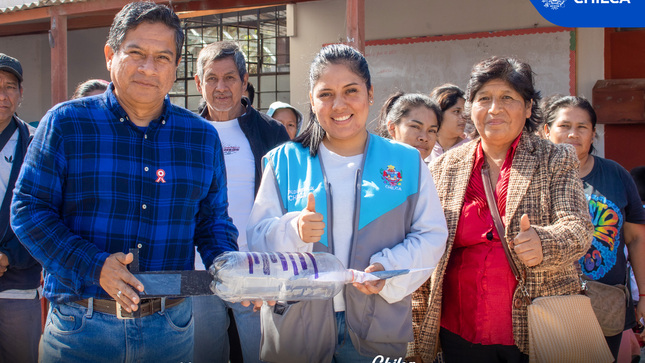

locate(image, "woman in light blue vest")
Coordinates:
247 44 448 363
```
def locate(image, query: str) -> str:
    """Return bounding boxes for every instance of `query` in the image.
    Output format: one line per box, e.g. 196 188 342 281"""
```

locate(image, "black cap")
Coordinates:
0 53 23 83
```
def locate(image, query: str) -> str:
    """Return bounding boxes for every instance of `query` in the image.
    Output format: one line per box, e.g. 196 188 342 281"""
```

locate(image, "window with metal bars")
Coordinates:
170 6 290 113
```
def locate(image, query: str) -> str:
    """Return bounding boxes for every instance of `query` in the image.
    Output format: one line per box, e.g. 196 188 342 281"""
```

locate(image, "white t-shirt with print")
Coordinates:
195 118 255 270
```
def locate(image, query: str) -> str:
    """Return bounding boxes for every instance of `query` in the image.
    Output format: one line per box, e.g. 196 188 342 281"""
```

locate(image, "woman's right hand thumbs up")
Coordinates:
298 193 325 243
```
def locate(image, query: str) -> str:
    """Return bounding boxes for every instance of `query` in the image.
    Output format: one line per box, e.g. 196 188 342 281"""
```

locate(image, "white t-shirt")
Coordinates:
318 142 362 311
195 118 255 270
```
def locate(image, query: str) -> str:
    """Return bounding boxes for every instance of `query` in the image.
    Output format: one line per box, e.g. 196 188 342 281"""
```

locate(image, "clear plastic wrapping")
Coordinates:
209 251 376 302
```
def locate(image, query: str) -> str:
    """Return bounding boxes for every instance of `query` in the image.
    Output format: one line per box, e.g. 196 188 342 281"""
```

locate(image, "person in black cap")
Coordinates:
0 53 40 363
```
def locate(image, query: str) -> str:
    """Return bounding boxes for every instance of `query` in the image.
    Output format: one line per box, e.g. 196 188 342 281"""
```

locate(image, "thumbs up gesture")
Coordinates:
297 193 326 243
511 214 543 267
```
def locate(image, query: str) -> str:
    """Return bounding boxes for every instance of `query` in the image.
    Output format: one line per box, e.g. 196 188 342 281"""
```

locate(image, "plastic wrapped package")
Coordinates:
209 251 382 302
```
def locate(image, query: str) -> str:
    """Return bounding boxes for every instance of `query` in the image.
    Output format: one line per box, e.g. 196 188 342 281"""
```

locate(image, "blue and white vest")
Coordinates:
260 134 422 361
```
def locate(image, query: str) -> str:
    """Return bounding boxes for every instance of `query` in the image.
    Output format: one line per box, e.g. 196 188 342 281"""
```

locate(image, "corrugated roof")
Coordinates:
0 0 89 14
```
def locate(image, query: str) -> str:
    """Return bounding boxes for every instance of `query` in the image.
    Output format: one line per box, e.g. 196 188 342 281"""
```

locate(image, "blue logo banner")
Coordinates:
529 0 645 27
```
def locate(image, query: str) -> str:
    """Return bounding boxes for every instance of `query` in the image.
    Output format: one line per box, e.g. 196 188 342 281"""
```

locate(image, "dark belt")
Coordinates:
75 297 185 319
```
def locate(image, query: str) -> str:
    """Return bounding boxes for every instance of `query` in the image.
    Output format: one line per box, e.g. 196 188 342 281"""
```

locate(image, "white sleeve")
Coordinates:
246 164 313 253
369 159 448 304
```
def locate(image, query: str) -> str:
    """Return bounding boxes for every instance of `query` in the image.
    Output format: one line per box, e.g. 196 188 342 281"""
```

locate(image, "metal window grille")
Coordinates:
170 6 290 113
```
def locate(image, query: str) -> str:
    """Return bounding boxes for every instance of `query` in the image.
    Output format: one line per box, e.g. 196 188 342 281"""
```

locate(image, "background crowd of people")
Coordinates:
1 2 645 363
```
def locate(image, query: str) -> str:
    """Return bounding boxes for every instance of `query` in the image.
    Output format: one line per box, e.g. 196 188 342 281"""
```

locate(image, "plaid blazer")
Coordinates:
409 132 593 361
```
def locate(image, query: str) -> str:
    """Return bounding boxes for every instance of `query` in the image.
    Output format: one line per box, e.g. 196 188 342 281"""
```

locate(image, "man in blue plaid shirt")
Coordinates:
10 2 237 361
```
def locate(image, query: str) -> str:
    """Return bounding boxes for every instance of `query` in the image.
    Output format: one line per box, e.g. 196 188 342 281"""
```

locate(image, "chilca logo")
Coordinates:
573 0 630 3
543 0 566 9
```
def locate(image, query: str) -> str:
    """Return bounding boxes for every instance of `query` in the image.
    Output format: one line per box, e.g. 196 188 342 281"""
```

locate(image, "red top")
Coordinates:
440 135 522 346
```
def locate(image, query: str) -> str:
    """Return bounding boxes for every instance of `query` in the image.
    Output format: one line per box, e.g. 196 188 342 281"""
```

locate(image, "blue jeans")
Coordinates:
332 311 376 363
193 295 263 363
40 297 193 363
0 296 41 363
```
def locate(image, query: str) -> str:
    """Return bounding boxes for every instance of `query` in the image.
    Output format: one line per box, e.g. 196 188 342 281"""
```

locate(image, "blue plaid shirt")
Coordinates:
11 85 238 303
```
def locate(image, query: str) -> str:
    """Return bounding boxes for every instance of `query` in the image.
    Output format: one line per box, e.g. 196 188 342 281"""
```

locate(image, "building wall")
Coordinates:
67 27 111 100
289 0 605 154
576 27 605 156
3 26 109 123
3 32 50 123
599 28 645 169
2 0 605 152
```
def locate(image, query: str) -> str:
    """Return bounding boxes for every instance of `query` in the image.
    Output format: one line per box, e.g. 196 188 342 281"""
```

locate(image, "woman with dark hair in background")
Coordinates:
428 84 468 162
543 95 645 360
247 44 447 363
409 57 593 363
72 79 109 99
376 91 442 161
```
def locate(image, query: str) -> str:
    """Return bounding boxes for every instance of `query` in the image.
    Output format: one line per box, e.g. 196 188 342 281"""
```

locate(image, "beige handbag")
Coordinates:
527 295 614 363
481 164 613 363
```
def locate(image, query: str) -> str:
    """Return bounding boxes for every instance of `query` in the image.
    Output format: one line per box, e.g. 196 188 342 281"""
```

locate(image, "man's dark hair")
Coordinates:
246 82 255 106
107 2 184 64
631 166 645 202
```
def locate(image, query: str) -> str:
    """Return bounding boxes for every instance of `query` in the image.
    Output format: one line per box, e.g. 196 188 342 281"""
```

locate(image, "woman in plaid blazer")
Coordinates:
409 57 594 363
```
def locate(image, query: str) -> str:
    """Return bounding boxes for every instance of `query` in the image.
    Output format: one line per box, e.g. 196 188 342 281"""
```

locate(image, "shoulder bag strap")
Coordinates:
481 162 531 304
